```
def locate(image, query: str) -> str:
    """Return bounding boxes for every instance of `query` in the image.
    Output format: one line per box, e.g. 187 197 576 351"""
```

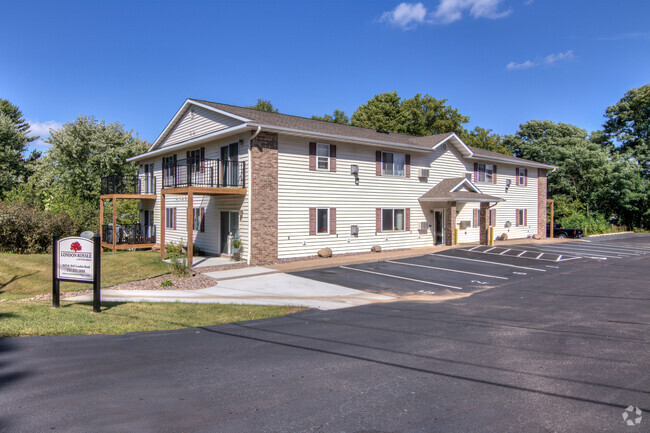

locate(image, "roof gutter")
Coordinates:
468 154 556 171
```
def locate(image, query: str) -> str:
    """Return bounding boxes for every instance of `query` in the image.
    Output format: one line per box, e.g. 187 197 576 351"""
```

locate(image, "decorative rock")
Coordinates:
371 245 382 253
532 233 542 240
317 247 333 258
151 243 161 251
499 233 509 241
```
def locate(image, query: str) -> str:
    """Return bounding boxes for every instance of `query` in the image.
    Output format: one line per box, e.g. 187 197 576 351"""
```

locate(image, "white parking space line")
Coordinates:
469 246 481 252
385 260 509 280
499 249 511 255
536 253 544 259
485 247 497 253
566 244 645 255
339 266 463 290
431 254 546 272
532 245 623 259
579 240 650 252
517 251 526 257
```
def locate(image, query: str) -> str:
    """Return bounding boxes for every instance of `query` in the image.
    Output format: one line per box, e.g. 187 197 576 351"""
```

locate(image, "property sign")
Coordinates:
56 237 94 282
52 235 102 312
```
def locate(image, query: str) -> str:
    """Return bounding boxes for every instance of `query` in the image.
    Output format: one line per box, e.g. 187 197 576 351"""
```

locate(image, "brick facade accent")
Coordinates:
250 132 279 264
537 168 548 238
479 202 489 245
444 202 457 246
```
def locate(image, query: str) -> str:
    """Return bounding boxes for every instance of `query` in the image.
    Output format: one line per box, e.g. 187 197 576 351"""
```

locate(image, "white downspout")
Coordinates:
246 126 261 264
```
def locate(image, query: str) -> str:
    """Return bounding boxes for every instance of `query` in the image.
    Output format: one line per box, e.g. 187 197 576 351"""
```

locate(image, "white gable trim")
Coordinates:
450 178 482 194
432 133 474 158
148 99 251 152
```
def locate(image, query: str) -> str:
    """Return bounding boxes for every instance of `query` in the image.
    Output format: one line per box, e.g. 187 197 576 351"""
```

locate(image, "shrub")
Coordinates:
160 279 173 287
165 242 183 254
170 257 191 278
0 201 81 253
558 213 611 236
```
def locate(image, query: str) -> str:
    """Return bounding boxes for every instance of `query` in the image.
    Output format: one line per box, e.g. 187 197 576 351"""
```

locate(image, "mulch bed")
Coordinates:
16 273 218 302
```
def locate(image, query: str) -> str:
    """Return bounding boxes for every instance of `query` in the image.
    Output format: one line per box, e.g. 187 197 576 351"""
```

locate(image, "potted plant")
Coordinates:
231 239 242 261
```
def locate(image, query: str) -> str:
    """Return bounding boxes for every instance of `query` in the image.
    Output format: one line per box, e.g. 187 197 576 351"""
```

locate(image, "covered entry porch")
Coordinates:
419 177 503 246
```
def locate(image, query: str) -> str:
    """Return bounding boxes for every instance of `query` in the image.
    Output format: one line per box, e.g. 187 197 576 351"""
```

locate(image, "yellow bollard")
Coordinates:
489 226 494 246
454 228 459 245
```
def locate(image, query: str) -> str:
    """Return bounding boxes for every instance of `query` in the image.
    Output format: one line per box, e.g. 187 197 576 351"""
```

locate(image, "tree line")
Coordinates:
0 86 647 252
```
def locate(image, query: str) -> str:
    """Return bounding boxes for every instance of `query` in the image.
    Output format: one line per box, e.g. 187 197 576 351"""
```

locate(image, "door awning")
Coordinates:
419 177 503 203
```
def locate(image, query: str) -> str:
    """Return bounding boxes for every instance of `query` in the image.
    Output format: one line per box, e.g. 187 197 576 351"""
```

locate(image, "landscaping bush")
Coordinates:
0 201 81 253
170 257 191 278
558 212 611 236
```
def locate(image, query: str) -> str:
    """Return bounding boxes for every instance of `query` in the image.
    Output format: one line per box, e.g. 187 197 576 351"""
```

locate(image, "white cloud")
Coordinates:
379 2 428 30
379 0 511 29
544 49 574 64
432 0 512 24
27 120 63 148
506 49 574 71
506 60 536 70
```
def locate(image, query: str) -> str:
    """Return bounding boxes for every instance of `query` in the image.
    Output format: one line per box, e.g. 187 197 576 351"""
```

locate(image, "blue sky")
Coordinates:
1 0 648 151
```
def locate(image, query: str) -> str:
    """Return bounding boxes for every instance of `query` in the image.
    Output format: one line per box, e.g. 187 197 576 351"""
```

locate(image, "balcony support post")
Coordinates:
187 189 193 268
99 198 104 255
160 193 166 261
112 196 117 254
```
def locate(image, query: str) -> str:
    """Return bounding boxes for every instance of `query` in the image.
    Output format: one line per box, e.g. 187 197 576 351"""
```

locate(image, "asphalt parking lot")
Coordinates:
1 234 649 432
292 236 650 299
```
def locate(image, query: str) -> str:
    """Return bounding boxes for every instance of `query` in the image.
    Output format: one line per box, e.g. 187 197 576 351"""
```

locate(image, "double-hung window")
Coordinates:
188 149 201 173
317 144 330 170
166 208 174 229
382 152 405 176
477 163 494 183
317 208 328 233
163 156 175 179
382 208 405 231
517 168 527 186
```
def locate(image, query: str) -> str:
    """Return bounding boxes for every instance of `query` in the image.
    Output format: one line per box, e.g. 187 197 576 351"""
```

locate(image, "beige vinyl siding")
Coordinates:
277 135 472 258
457 162 539 244
137 134 249 256
159 106 243 149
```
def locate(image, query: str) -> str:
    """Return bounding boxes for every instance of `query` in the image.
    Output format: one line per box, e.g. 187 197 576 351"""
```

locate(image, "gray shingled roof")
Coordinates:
419 177 503 202
194 99 453 148
192 99 552 168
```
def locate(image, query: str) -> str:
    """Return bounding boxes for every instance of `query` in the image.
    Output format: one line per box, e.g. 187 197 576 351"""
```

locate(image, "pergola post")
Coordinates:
112 196 117 254
99 198 104 255
187 189 193 267
549 199 554 238
160 193 166 260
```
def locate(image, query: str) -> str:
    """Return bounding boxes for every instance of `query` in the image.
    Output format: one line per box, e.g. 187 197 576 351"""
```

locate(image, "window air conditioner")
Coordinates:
418 168 430 178
350 225 359 236
419 221 428 231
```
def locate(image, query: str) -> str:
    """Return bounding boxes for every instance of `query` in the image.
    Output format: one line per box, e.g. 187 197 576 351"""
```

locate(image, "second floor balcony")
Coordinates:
101 174 156 196
162 158 246 189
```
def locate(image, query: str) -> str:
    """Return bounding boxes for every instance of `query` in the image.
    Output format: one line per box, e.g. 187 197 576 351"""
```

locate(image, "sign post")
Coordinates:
52 235 102 312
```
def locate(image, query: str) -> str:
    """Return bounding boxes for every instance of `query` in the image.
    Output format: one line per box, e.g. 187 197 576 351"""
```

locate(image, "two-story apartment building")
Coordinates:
102 99 554 265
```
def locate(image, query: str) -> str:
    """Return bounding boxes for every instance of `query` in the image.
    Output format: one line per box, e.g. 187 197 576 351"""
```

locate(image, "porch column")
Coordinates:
160 193 166 260
537 168 548 238
444 201 457 246
187 189 193 267
112 196 117 254
480 202 490 245
99 199 104 255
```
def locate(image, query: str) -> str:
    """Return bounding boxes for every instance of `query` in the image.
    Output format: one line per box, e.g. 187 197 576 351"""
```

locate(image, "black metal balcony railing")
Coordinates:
102 224 156 245
101 175 156 195
162 159 246 189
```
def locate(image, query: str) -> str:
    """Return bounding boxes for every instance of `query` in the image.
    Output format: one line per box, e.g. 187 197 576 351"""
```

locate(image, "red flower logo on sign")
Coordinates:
70 241 82 252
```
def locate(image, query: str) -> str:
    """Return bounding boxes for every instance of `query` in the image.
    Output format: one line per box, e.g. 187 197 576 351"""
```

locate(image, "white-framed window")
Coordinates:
382 208 405 231
166 208 174 229
477 163 494 183
317 143 330 170
317 208 329 233
193 207 201 232
517 209 526 226
382 152 406 176
518 168 527 186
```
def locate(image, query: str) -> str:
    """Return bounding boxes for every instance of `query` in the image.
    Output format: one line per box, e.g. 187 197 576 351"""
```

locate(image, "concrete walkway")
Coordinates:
72 272 393 310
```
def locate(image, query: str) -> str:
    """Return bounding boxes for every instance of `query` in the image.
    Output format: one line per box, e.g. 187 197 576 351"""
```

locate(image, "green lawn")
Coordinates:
0 251 170 301
0 301 303 337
